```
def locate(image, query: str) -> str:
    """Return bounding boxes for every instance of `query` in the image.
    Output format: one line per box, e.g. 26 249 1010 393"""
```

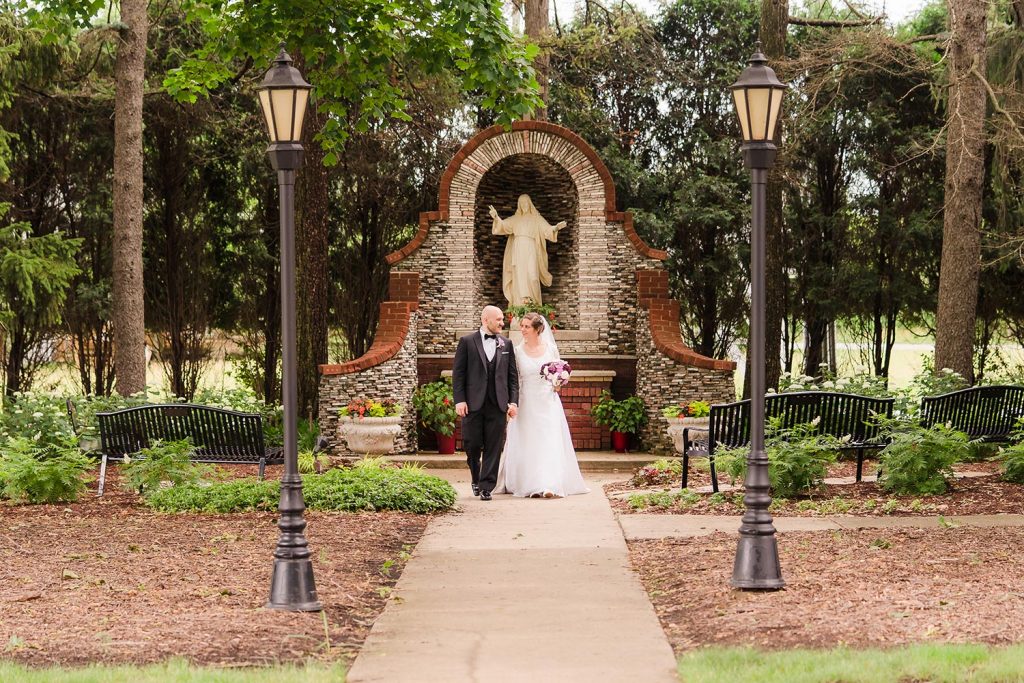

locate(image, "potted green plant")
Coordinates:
337 398 403 454
662 400 712 454
412 378 457 454
591 391 647 453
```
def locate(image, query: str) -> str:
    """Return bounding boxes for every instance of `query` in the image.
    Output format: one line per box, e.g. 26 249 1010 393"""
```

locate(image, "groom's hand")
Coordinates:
456 402 468 417
507 403 518 419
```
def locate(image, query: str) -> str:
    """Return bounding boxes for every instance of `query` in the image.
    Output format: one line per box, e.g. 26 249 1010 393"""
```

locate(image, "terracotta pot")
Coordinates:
611 430 629 453
436 432 456 455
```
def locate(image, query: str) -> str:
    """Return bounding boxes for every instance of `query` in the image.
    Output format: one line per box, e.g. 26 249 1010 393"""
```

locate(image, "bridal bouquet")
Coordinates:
540 360 572 393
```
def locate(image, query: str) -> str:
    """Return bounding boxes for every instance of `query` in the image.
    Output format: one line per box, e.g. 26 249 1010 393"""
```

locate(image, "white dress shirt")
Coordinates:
480 327 497 361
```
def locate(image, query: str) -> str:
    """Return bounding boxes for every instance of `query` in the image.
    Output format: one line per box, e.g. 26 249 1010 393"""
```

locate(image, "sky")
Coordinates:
548 0 929 26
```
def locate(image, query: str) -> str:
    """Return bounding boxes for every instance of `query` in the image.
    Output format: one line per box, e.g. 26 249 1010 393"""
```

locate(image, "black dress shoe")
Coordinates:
480 490 492 501
471 483 480 496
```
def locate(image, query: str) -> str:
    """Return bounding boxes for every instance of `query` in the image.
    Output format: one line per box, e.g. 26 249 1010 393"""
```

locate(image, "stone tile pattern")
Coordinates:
635 269 737 450
318 272 420 454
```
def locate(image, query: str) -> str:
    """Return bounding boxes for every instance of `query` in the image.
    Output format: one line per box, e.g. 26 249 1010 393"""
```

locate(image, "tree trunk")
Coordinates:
262 180 282 404
112 0 148 396
934 0 987 382
761 0 788 393
525 0 550 120
296 104 330 421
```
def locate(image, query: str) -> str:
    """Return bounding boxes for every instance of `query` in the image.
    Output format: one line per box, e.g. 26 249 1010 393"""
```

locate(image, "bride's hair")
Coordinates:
522 311 545 334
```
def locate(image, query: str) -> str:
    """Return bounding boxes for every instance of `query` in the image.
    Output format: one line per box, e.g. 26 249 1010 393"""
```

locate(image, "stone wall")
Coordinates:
319 310 418 455
391 123 667 359
318 273 421 455
634 270 737 450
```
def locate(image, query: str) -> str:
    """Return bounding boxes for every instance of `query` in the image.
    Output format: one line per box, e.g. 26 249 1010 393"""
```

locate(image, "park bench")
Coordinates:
95 404 285 495
920 385 1024 442
681 391 895 492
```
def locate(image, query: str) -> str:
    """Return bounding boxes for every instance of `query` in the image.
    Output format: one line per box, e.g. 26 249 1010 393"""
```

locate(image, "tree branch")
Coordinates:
788 16 883 27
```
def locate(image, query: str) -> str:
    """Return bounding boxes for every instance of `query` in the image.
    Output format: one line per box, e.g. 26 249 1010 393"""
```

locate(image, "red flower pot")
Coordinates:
611 431 629 453
436 432 456 455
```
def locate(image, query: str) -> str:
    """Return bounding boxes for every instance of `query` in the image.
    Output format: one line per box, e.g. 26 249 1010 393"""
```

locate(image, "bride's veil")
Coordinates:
540 315 560 359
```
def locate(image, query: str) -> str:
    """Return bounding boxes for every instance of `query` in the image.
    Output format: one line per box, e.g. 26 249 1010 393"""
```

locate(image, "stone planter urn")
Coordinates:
337 415 403 454
666 416 710 454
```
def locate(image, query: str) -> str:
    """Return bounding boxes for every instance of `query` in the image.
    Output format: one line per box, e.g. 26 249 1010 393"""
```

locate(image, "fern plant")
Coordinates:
0 435 92 504
715 418 841 498
120 439 213 493
877 420 969 495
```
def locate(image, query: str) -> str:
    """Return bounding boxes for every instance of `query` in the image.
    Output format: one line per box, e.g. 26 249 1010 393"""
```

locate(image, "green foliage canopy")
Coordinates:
163 0 543 163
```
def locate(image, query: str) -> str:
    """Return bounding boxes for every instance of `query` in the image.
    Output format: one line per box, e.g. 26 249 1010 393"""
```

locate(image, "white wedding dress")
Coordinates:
498 339 589 498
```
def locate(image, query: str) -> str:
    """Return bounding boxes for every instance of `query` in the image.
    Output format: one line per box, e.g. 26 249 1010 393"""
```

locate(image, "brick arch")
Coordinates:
386 121 665 265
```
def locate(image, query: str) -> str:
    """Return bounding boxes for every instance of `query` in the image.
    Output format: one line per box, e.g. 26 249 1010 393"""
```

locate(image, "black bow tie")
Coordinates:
484 333 497 340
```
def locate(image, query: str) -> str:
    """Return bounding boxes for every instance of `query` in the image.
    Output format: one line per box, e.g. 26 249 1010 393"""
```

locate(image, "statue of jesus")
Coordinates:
489 194 566 306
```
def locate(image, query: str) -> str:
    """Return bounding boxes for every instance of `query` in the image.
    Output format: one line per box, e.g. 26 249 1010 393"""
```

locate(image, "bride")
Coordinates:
498 312 589 498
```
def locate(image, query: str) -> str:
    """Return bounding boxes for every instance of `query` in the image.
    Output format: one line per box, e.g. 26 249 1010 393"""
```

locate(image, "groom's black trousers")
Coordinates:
462 397 505 494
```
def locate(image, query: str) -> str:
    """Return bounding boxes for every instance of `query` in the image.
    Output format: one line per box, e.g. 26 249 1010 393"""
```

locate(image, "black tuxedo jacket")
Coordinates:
453 331 519 412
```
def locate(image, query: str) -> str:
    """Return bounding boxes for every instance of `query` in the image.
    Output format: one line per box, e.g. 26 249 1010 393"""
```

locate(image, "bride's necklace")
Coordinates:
524 340 544 357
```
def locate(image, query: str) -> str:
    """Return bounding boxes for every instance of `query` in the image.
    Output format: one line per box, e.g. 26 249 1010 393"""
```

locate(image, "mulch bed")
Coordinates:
629 526 1024 651
0 466 432 667
606 461 1024 516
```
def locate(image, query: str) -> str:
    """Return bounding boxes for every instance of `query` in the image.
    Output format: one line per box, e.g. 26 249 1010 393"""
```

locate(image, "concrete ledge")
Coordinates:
393 451 652 472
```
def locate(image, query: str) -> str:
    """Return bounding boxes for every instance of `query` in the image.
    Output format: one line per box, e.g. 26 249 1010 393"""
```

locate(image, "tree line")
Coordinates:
0 0 1022 412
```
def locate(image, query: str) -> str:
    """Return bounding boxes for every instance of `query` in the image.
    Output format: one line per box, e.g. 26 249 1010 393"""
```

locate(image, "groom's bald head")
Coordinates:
481 305 505 334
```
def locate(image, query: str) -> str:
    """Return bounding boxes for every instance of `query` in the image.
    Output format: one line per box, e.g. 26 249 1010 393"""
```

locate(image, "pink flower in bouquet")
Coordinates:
540 360 572 393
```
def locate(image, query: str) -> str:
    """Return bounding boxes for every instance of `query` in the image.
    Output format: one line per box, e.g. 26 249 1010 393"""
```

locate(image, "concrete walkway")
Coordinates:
346 471 678 683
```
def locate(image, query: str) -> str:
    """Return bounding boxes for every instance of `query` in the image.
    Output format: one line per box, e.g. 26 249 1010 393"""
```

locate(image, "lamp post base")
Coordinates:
731 534 785 589
267 558 322 611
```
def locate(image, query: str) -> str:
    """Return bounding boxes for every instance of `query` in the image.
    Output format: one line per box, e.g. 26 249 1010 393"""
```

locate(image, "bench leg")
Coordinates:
681 453 689 490
258 458 266 481
97 454 108 497
709 457 719 493
855 449 864 483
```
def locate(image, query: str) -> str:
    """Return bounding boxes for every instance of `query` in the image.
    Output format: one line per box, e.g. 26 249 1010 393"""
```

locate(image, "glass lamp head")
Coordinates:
257 45 312 144
730 47 787 144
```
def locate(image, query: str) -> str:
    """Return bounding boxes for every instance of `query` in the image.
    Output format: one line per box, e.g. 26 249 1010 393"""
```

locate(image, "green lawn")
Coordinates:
0 660 345 683
678 644 1024 683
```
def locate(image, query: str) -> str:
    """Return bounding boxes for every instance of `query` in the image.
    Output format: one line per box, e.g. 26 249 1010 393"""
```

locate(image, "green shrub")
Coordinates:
877 420 969 495
591 391 647 434
0 435 92 504
1 392 76 446
298 449 331 474
716 419 840 498
627 488 700 510
145 461 457 514
120 440 214 493
999 443 1024 484
630 458 682 486
777 366 892 398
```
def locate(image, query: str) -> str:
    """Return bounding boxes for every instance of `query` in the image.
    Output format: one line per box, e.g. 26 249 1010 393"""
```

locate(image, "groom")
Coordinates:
453 305 519 501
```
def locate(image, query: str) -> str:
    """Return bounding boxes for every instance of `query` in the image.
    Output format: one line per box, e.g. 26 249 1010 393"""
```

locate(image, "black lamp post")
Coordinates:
259 45 322 612
729 45 787 590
